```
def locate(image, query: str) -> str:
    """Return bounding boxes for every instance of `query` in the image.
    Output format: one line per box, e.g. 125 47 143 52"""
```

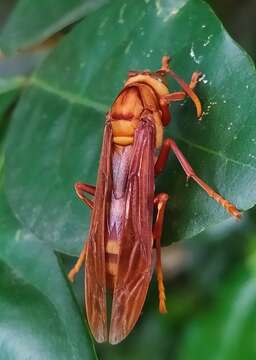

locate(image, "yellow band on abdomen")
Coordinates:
106 241 120 255
113 136 134 145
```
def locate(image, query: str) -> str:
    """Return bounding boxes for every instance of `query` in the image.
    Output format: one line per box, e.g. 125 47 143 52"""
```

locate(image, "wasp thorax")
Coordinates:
125 73 169 97
110 87 143 146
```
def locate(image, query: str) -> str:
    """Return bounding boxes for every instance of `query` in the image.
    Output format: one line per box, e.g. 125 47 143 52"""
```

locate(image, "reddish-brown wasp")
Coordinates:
68 56 240 344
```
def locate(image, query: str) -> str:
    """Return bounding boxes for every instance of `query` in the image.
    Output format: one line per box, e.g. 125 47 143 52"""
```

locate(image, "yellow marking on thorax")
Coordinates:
111 78 166 148
125 74 169 96
111 120 136 137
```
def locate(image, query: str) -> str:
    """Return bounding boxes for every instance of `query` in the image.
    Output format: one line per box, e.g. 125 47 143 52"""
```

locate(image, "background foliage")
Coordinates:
0 0 256 359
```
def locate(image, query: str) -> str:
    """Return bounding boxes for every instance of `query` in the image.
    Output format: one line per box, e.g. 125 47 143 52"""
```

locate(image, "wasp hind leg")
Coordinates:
153 193 169 314
75 182 96 209
155 138 241 218
68 242 88 282
68 182 96 282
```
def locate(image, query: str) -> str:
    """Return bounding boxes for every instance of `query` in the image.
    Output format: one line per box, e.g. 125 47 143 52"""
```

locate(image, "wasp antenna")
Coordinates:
128 71 139 77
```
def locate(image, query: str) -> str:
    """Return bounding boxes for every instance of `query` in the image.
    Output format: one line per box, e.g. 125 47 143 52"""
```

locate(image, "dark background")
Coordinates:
208 0 256 60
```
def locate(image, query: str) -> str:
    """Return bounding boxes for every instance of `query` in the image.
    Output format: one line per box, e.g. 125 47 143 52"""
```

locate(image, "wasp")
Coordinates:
68 56 240 344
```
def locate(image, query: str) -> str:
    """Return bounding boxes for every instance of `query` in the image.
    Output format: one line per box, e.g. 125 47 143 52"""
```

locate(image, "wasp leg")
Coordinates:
68 242 88 282
75 182 96 209
153 193 169 314
160 55 202 118
166 71 202 101
68 182 96 282
160 71 202 126
154 138 241 219
163 71 202 102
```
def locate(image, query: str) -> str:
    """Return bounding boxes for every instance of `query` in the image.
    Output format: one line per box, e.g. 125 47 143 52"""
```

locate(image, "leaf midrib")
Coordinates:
30 76 108 112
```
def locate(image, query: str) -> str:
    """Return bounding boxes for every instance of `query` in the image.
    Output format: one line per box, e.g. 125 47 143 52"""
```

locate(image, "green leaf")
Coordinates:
0 47 53 123
0 76 24 139
0 83 95 358
0 0 109 54
0 177 96 358
0 51 51 78
0 89 17 120
0 52 50 120
5 0 256 254
180 268 256 360
0 76 25 96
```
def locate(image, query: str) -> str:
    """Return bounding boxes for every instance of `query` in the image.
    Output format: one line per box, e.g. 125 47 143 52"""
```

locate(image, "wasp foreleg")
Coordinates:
153 193 169 314
163 71 202 102
159 71 202 126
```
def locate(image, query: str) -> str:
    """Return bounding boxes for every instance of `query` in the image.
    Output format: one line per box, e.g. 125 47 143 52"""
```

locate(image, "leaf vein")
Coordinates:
177 136 256 171
30 76 109 113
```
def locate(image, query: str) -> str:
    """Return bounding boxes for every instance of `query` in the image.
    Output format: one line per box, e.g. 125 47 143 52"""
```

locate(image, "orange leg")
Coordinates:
159 56 202 119
68 242 88 282
160 71 202 125
154 138 241 219
75 182 96 209
68 182 96 282
153 193 169 314
163 71 202 102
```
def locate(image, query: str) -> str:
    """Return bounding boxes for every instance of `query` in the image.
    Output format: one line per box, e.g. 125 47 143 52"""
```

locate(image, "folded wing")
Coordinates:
109 114 156 344
85 122 112 343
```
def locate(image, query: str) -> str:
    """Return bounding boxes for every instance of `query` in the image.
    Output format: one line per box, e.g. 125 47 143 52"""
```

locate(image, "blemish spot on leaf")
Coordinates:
125 41 134 55
156 0 163 16
118 3 127 24
199 73 208 84
99 17 109 29
156 0 187 22
203 34 213 47
189 43 202 64
227 122 233 131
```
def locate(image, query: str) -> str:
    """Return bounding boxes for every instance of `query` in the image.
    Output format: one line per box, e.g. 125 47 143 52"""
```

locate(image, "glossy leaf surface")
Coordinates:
180 267 256 360
5 0 256 255
0 176 96 359
0 0 108 53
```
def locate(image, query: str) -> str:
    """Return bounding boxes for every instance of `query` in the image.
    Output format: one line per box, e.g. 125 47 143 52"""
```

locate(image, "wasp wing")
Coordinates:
109 115 155 344
85 122 112 343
